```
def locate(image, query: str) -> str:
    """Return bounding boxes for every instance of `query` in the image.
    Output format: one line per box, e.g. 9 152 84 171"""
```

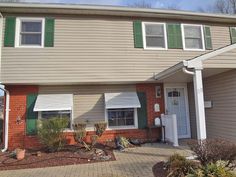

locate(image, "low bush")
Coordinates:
94 122 107 137
37 118 69 152
165 154 199 177
188 160 236 177
72 123 91 151
188 138 236 166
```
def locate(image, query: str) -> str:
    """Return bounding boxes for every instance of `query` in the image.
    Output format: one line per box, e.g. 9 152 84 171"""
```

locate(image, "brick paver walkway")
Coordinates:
0 143 192 177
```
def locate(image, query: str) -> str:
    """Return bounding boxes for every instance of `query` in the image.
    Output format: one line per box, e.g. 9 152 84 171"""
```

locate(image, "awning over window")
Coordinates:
34 94 73 112
104 92 141 109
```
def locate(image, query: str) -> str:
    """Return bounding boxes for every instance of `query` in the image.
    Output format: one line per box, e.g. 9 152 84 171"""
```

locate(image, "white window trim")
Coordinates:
181 24 205 51
15 17 45 48
105 108 138 130
142 22 168 50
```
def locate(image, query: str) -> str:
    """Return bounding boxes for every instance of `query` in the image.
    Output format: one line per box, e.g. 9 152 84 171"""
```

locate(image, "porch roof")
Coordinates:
155 44 236 82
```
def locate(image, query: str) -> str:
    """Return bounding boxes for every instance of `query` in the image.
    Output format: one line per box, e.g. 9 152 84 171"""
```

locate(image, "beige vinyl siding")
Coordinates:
210 26 231 49
204 48 236 68
188 69 236 142
203 69 236 142
38 84 136 128
1 15 233 84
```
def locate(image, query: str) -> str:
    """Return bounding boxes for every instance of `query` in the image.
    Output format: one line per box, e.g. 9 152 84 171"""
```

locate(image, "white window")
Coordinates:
182 24 205 50
107 108 137 128
104 92 140 129
34 94 73 129
39 110 72 128
15 17 44 47
142 22 167 50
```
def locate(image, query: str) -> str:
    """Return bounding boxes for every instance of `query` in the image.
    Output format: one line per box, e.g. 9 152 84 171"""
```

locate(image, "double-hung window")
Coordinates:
34 94 73 129
182 24 205 50
40 110 71 128
143 22 167 50
15 18 44 47
104 92 140 129
107 108 135 127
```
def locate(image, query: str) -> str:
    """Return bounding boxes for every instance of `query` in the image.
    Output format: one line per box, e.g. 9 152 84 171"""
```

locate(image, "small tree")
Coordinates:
91 122 107 148
73 123 91 151
37 118 69 152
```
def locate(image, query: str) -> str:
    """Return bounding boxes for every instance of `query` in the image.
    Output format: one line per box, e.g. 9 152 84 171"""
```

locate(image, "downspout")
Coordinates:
0 12 3 81
0 87 10 152
0 12 10 152
182 67 194 75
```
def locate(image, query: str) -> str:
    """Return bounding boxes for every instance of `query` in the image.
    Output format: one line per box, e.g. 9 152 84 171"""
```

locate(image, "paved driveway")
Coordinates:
0 143 192 177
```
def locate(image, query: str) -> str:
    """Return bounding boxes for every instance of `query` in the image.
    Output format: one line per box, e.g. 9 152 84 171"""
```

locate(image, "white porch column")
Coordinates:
193 69 207 140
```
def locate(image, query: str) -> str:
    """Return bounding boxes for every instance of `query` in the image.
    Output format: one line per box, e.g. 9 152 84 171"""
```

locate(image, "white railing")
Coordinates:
161 114 179 147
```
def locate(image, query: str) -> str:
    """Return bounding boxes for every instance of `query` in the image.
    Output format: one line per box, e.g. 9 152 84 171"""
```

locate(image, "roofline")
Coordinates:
1 2 236 23
155 43 236 80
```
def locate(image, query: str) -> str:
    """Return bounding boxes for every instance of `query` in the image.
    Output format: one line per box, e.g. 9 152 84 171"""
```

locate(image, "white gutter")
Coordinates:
1 3 236 23
0 12 9 152
154 62 184 80
182 67 194 75
0 12 3 82
0 87 10 152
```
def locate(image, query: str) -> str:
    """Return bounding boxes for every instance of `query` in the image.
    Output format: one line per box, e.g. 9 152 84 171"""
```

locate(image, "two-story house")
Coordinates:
0 2 236 151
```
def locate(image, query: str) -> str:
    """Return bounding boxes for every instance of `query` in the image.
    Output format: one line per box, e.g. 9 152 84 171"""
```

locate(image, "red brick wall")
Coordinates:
136 83 165 126
5 85 39 150
4 84 164 150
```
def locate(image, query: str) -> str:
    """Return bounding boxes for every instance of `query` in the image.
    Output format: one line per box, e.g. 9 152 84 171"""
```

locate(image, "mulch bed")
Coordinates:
152 161 167 177
0 143 115 171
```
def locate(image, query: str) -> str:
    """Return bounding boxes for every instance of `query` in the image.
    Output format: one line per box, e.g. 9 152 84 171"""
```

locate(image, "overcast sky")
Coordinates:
8 0 216 12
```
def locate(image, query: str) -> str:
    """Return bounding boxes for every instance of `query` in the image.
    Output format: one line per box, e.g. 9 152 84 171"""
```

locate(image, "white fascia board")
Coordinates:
186 43 236 68
154 62 184 80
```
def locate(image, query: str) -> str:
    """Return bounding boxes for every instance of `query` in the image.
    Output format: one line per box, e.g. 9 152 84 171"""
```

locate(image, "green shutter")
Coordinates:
167 23 183 49
230 27 236 44
44 18 55 47
4 17 16 47
204 26 213 50
137 92 147 129
133 21 143 48
26 94 38 135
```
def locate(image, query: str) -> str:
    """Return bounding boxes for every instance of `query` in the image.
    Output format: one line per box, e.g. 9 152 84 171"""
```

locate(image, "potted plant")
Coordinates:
15 148 25 160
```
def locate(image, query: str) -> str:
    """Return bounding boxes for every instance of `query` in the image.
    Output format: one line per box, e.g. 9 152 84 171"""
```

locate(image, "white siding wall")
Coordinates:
1 15 233 84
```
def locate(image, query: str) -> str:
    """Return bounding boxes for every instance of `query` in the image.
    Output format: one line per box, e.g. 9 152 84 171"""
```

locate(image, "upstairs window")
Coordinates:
182 24 205 50
142 22 167 50
15 18 44 47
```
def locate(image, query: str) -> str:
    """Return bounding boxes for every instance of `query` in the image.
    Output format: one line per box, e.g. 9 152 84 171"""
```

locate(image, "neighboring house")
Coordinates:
0 3 236 150
0 96 3 119
0 96 3 144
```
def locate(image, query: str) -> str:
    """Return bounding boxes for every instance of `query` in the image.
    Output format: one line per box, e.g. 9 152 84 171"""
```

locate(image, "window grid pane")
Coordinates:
20 34 42 45
21 21 42 32
145 23 165 48
108 108 134 127
41 110 71 128
184 25 203 49
19 20 42 46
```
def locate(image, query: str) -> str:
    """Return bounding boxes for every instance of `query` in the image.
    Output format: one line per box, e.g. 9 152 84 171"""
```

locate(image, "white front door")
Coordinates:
165 86 191 139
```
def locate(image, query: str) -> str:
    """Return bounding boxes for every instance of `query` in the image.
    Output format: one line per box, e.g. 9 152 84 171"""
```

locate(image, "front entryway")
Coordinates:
164 85 191 139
